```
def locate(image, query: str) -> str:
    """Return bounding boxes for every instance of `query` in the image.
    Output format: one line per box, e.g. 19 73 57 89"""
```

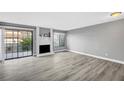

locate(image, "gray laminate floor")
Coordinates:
0 52 124 81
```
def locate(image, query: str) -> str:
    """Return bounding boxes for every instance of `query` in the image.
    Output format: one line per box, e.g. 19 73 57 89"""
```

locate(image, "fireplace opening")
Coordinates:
39 45 50 54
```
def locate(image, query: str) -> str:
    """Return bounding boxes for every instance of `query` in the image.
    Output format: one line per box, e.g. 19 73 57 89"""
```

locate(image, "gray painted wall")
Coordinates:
67 19 124 61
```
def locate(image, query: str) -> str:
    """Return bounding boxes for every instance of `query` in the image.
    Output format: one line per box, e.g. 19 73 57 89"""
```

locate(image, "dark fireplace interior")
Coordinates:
39 45 50 54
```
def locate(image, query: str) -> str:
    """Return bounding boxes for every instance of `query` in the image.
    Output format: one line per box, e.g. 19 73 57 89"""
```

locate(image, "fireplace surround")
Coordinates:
39 45 50 54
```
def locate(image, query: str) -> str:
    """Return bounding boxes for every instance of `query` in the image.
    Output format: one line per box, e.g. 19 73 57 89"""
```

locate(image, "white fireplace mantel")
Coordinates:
36 27 54 57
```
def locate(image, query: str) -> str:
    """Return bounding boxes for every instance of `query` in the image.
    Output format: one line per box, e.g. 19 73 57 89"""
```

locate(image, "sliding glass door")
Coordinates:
4 29 33 59
53 32 66 51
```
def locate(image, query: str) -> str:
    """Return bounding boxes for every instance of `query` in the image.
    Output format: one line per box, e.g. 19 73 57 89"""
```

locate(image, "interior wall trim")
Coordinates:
1 26 35 31
54 49 68 53
69 50 124 65
0 21 36 29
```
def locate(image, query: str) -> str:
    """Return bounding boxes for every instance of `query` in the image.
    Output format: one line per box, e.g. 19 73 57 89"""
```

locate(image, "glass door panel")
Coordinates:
12 31 18 58
4 29 33 60
59 33 65 47
54 33 59 49
53 32 66 51
22 31 28 57
18 31 24 57
5 31 13 59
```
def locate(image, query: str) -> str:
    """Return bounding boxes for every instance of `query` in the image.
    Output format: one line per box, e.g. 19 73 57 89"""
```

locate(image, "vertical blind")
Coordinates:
53 32 66 50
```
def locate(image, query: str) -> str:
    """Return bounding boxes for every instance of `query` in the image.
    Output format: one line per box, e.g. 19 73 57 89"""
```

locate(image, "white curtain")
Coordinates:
53 32 66 51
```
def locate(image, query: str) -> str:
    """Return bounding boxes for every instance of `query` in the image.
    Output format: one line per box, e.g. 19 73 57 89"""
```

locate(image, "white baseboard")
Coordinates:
0 60 3 63
54 49 68 53
69 50 124 64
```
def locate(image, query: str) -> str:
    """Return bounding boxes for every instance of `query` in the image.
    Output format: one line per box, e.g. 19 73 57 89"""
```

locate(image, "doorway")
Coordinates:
4 29 33 60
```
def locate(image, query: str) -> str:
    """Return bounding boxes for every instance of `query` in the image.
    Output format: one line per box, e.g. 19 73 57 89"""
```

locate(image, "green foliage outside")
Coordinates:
20 38 32 51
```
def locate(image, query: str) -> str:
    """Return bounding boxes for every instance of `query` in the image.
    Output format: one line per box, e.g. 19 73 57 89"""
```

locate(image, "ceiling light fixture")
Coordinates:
111 12 122 17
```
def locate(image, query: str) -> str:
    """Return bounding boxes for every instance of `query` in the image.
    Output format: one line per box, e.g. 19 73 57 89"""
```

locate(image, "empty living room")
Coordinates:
0 12 124 81
1 0 124 93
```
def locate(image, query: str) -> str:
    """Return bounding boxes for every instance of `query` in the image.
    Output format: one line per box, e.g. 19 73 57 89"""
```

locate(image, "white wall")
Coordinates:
67 19 124 62
0 29 3 61
39 28 51 45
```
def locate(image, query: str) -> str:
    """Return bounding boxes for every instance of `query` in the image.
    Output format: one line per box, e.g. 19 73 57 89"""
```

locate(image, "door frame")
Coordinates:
3 27 34 60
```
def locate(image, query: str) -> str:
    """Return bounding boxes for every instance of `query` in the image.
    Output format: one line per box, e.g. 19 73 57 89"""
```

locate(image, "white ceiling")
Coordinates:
0 12 124 30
